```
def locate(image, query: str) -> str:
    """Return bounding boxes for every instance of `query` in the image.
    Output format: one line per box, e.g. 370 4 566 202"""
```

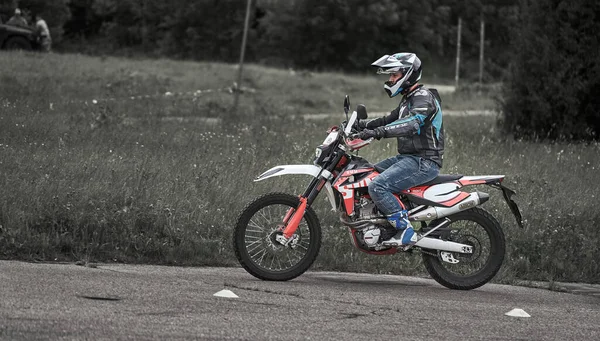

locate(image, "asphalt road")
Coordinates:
1 261 599 340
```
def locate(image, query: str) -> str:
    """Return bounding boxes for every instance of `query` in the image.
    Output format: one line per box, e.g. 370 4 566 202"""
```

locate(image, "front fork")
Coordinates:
278 176 328 242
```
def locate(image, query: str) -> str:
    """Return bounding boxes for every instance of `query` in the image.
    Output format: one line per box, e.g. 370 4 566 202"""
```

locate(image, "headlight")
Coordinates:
314 146 327 165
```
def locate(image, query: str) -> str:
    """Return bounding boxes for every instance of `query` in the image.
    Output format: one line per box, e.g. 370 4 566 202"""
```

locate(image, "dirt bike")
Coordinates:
233 96 523 290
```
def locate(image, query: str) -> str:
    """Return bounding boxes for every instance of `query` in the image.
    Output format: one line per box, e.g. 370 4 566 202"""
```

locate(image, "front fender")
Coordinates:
255 164 332 182
255 165 337 211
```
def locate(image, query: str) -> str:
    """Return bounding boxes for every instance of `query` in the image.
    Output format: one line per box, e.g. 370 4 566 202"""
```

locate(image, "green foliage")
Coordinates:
156 0 249 61
52 0 519 78
499 0 600 141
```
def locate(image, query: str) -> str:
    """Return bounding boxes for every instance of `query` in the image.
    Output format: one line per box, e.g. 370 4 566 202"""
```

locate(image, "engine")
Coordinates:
347 198 397 250
361 226 381 247
355 198 380 221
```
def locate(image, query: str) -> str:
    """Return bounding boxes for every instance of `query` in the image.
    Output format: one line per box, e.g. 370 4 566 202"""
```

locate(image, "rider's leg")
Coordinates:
369 155 439 245
385 210 417 245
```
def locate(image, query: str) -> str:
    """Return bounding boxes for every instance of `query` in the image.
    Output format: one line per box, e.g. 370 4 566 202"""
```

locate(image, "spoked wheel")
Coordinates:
233 193 321 281
421 207 505 290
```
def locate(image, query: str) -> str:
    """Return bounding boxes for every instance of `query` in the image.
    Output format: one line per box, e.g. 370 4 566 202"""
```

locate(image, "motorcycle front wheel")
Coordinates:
233 192 322 281
421 207 506 290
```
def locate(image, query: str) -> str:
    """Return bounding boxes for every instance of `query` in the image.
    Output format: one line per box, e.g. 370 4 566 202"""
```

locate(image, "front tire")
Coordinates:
421 207 505 290
233 193 322 281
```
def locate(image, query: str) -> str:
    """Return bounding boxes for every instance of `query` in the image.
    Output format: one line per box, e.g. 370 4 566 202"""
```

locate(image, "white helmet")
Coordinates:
371 53 422 98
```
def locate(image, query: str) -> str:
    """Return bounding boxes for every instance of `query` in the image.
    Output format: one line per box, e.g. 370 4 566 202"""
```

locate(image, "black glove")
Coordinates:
356 119 368 130
355 127 385 140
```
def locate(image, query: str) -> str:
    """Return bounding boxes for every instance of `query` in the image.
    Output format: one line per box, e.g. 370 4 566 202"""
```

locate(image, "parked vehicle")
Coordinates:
233 95 523 290
0 20 38 50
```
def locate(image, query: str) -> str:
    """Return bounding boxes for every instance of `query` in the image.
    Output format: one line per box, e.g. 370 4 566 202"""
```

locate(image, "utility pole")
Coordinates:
479 15 485 90
455 17 462 90
140 0 147 51
233 0 252 112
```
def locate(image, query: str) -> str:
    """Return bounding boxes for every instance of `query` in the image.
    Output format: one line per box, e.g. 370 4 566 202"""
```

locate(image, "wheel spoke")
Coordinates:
256 249 267 265
437 218 492 276
249 246 266 259
245 239 262 248
248 221 265 230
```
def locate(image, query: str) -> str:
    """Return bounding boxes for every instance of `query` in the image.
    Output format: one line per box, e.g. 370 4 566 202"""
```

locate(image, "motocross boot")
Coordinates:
381 210 418 247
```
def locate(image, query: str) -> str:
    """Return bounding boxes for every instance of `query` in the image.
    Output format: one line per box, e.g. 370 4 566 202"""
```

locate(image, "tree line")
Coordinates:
3 0 518 80
1 0 598 140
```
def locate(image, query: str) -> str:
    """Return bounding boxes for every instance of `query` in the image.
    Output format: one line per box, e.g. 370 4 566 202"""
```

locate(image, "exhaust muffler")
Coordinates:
410 191 489 222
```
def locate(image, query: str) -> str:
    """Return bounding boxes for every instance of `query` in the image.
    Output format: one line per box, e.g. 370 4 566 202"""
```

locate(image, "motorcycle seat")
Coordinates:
420 174 463 186
373 163 463 187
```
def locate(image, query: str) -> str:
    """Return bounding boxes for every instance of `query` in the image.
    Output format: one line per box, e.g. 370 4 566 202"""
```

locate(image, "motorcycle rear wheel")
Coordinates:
233 192 322 281
421 207 505 290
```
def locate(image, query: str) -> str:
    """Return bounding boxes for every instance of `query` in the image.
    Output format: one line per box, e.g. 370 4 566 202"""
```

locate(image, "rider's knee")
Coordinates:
368 178 387 195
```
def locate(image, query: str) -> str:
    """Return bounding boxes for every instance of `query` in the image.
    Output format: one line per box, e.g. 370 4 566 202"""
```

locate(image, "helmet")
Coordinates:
371 53 422 98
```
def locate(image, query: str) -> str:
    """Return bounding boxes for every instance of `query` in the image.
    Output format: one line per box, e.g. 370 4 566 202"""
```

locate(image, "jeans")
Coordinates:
368 155 440 216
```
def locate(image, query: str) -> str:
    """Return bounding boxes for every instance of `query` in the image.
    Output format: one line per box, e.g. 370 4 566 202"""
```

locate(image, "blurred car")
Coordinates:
0 16 38 50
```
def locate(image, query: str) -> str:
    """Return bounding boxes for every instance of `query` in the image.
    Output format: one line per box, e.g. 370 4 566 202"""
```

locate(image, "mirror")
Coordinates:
343 95 350 115
357 104 367 119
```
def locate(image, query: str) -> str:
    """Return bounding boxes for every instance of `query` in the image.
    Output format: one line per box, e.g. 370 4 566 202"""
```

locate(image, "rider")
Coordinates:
355 52 444 247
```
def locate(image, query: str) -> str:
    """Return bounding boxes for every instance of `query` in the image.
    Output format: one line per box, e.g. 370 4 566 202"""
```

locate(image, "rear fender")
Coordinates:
489 182 524 229
459 175 523 228
458 175 505 186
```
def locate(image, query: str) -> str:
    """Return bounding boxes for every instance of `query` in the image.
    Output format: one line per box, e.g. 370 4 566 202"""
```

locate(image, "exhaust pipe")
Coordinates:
415 237 473 253
339 214 388 229
410 191 489 222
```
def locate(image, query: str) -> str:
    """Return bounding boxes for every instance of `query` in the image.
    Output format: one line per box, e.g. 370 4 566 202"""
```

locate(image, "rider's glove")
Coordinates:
356 120 368 130
356 127 385 140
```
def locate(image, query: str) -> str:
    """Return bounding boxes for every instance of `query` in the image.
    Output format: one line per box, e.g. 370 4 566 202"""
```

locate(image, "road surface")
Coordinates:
1 261 598 340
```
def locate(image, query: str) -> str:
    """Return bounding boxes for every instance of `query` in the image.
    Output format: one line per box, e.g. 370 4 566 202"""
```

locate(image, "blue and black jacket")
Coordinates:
366 85 444 167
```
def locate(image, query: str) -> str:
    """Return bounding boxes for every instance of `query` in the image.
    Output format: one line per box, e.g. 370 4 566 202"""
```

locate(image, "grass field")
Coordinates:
1 51 598 284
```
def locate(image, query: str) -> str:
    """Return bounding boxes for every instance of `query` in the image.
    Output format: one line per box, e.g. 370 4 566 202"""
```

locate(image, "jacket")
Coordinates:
366 85 444 167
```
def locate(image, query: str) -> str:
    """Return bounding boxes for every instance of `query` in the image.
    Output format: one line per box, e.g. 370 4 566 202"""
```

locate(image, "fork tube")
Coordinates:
282 207 295 225
301 175 321 198
282 177 326 238
282 197 307 239
306 178 327 205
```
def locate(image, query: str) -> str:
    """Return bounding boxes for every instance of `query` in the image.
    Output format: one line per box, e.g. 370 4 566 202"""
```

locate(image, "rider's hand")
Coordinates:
356 120 368 130
355 127 385 140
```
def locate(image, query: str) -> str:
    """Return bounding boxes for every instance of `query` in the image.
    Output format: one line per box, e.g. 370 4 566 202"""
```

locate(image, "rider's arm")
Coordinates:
364 107 400 129
381 113 426 137
382 93 437 138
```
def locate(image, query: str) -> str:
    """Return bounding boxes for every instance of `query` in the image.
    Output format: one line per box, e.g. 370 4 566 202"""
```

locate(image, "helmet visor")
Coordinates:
376 67 409 75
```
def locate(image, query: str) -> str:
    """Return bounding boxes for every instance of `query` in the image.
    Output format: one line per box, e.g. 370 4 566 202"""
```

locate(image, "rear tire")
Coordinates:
4 36 32 51
233 193 321 281
421 207 505 290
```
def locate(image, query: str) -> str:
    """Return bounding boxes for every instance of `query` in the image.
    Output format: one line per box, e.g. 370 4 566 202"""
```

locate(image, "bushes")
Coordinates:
499 0 600 141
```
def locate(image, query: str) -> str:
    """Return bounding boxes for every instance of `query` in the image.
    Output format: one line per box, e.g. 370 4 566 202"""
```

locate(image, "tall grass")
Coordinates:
0 51 598 284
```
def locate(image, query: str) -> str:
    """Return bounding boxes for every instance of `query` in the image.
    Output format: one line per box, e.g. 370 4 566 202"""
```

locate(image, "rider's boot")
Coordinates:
381 210 418 247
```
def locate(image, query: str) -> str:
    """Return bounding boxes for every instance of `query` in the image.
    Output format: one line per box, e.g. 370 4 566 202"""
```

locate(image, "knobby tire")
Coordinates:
233 192 322 281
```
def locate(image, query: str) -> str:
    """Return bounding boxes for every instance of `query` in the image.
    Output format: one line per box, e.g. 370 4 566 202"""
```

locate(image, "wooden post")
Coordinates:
141 0 147 51
455 17 462 89
479 16 485 90
233 0 252 112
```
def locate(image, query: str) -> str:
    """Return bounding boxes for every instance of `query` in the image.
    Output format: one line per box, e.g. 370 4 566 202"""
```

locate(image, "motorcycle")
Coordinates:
233 96 523 290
